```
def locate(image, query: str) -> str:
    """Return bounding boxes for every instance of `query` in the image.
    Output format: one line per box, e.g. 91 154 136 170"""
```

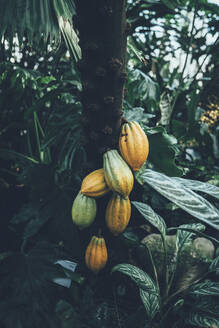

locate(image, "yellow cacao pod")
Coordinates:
85 235 108 273
71 191 96 229
119 121 149 171
105 193 131 236
81 168 109 198
103 149 134 198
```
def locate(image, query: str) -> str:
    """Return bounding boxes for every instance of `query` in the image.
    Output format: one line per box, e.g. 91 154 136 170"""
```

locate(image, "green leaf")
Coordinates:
140 288 160 320
209 256 219 274
0 149 39 164
146 126 183 177
161 0 183 11
137 169 219 230
184 311 219 327
168 227 219 245
0 0 81 62
189 281 219 296
112 263 158 295
124 107 155 124
176 223 206 252
173 178 219 200
132 201 166 238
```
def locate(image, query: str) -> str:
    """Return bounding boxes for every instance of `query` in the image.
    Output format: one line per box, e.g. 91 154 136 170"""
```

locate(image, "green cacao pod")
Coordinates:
81 168 109 198
119 121 149 171
103 149 134 198
71 191 96 229
105 193 131 236
85 235 108 273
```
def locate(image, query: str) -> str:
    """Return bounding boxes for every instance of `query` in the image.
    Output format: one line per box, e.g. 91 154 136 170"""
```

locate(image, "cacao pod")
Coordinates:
81 168 109 198
105 193 131 236
71 191 96 229
119 121 149 171
85 235 108 273
103 149 134 198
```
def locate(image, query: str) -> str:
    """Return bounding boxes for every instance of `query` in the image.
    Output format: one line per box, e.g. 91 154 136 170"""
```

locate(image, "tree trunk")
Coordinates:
75 0 127 169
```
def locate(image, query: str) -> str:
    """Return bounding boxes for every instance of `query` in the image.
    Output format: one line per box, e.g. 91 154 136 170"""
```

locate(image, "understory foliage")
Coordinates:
0 0 219 328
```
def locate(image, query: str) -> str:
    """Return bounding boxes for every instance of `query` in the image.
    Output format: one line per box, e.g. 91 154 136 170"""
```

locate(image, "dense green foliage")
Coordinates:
0 1 219 327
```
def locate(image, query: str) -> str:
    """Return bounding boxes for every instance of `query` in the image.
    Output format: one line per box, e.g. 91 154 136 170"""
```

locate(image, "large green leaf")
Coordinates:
173 178 219 200
136 169 219 230
168 227 219 245
140 288 160 320
145 126 183 177
189 281 219 296
112 263 158 295
176 223 206 253
184 311 219 327
132 201 166 238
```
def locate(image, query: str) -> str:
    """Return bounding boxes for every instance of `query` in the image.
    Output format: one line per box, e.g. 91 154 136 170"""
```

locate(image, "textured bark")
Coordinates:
75 0 127 169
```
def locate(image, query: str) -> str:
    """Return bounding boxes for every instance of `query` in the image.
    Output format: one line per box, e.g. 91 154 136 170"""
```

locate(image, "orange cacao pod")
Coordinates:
81 168 109 198
85 235 108 273
105 193 131 236
103 149 134 198
119 121 149 171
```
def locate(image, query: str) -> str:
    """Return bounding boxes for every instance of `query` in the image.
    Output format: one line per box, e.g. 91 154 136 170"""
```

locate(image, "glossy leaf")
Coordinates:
132 201 166 238
140 288 160 320
112 263 158 295
189 281 219 296
146 126 183 177
173 177 219 200
184 312 219 327
176 223 206 252
137 169 219 230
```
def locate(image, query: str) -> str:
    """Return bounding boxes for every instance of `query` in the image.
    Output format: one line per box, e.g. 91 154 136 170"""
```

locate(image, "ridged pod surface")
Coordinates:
119 121 149 171
85 236 108 273
105 193 131 236
81 168 109 198
103 149 134 198
71 191 96 229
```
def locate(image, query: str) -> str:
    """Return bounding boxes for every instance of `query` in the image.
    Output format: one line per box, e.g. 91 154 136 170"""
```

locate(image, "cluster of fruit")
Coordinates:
71 121 149 273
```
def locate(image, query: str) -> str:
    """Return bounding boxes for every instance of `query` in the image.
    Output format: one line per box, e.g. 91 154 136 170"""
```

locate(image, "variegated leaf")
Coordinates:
112 263 158 294
132 201 166 238
137 169 219 230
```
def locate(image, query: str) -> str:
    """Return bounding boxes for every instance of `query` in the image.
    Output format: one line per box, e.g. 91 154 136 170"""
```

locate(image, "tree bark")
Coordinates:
75 0 127 169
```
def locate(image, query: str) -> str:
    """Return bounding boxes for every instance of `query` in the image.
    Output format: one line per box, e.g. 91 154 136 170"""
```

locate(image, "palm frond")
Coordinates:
0 0 81 62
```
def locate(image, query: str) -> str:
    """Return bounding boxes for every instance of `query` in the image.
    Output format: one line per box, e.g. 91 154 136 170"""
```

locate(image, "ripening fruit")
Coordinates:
103 149 134 198
71 191 96 229
119 121 149 171
85 235 108 273
105 193 131 236
81 168 110 198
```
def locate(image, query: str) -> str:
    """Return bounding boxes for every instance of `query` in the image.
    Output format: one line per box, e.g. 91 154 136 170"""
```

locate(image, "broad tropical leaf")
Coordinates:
184 311 219 327
137 169 219 230
176 223 206 253
173 178 219 200
168 227 219 246
112 263 158 295
132 201 166 238
189 281 219 296
145 126 183 177
140 288 160 320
